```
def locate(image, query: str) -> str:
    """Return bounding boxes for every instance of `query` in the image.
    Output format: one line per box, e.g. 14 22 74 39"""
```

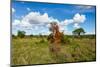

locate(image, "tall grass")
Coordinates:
12 37 96 65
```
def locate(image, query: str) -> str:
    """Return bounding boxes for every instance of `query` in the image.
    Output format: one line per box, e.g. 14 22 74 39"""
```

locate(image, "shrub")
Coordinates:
12 34 17 39
17 30 26 38
30 34 33 37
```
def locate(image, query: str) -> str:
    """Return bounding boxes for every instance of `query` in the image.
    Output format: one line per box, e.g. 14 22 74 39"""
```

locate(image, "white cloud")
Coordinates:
12 8 15 13
59 25 65 32
49 17 60 23
21 21 32 27
60 19 73 26
72 13 86 28
12 12 86 35
74 23 80 28
12 19 32 27
22 12 50 24
34 26 39 30
20 12 86 26
58 13 86 29
73 13 86 23
12 20 20 26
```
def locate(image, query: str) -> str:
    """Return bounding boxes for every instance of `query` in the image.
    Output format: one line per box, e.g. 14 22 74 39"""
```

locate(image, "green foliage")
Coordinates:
12 34 15 37
39 38 45 43
29 34 33 37
72 28 85 36
17 30 26 38
12 34 17 39
61 35 70 45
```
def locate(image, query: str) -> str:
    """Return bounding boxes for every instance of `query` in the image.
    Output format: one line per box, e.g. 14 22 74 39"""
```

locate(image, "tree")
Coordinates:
12 34 17 39
30 34 33 37
12 34 15 37
72 28 85 37
17 30 26 38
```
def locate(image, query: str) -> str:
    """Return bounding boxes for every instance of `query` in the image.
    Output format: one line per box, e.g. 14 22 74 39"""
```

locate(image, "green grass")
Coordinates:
12 37 96 65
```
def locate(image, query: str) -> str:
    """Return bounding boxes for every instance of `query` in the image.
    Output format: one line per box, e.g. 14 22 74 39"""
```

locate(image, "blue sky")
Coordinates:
12 1 96 35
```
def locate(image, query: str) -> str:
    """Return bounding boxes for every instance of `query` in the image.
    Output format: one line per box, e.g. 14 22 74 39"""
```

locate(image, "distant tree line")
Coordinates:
12 27 95 39
12 30 47 38
12 30 26 38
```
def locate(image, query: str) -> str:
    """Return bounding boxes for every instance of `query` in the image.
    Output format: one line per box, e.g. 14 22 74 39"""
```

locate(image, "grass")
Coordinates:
11 36 96 65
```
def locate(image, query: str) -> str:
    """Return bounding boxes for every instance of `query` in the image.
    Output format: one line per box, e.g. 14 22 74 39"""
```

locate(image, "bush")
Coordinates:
12 34 17 39
17 30 26 38
61 35 70 45
30 34 33 37
39 39 45 43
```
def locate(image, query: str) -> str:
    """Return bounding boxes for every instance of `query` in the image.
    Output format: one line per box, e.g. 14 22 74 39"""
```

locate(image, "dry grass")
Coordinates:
11 37 96 65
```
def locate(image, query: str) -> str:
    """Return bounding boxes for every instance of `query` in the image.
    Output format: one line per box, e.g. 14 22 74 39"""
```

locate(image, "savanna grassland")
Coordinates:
12 35 96 65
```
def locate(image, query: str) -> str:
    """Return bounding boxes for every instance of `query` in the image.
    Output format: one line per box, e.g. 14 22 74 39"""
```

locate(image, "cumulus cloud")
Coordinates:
12 20 20 26
17 12 85 26
73 13 86 23
12 19 32 27
60 19 73 26
22 12 50 24
12 11 86 35
72 13 86 28
58 13 86 29
74 23 80 28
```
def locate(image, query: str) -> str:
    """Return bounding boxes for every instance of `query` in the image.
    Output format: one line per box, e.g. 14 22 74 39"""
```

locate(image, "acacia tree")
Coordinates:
17 30 26 38
72 28 85 37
